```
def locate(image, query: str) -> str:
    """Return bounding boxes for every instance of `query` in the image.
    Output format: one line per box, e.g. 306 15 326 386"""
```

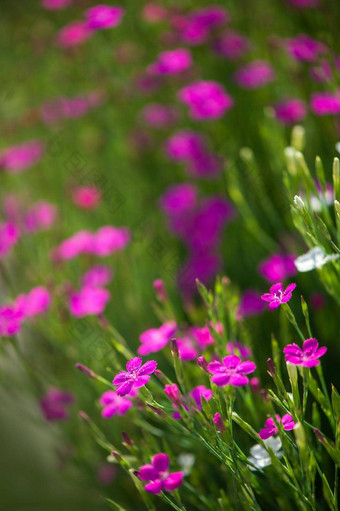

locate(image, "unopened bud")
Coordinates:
122 431 133 447
170 338 179 358
153 279 168 302
164 383 182 405
213 412 225 433
267 358 277 378
197 356 209 372
75 363 96 379
294 195 305 210
78 410 90 422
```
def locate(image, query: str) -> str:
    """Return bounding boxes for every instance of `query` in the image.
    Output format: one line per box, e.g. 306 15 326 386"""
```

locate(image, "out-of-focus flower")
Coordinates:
141 103 179 128
237 290 266 319
259 254 297 283
72 186 101 209
226 341 252 360
213 31 251 60
55 230 94 260
113 357 157 396
99 390 134 418
274 99 307 125
153 279 168 302
283 338 327 367
172 6 229 46
309 292 326 310
261 282 296 310
142 3 167 23
148 48 192 75
208 355 256 387
294 246 339 272
0 305 24 337
311 91 340 115
85 5 125 30
42 0 72 9
259 414 295 439
0 141 44 174
160 183 198 218
234 60 275 89
82 265 113 288
310 60 332 84
178 81 234 120
15 286 51 318
138 321 177 355
24 201 57 232
69 286 110 317
40 387 74 421
0 221 20 259
97 462 116 485
177 453 195 475
138 453 184 494
285 34 326 62
56 21 92 48
248 437 282 470
170 385 213 419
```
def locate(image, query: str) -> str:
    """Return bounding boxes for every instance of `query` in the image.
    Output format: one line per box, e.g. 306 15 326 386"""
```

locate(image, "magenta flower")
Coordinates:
0 141 44 174
40 387 74 421
236 289 266 320
178 81 234 120
113 357 157 396
259 254 297 283
24 201 57 233
311 92 340 116
283 338 327 367
214 31 251 60
285 34 325 62
0 221 20 259
0 305 24 337
55 230 94 260
56 21 92 48
15 286 51 318
72 186 101 209
141 103 179 129
234 60 275 89
85 5 125 31
138 453 184 494
208 355 256 387
259 414 295 440
274 99 307 125
82 265 113 288
99 390 134 418
148 48 192 75
138 321 177 355
92 226 130 256
69 286 110 317
261 282 296 311
226 341 252 360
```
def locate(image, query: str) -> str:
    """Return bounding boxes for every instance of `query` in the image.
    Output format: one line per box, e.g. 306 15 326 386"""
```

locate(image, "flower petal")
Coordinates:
112 371 130 385
222 355 241 368
270 283 283 294
139 360 157 375
116 380 133 396
302 338 318 353
163 472 184 491
144 480 163 494
207 361 224 374
126 357 142 372
284 283 296 294
268 301 281 311
211 374 230 386
238 361 256 374
281 414 295 431
152 453 169 473
134 375 150 388
139 464 158 481
229 373 249 386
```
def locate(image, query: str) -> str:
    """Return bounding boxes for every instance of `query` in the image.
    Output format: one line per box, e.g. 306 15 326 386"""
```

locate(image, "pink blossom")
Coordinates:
261 282 296 311
169 385 213 419
92 226 130 256
237 290 266 319
0 221 20 258
99 390 134 418
274 99 307 125
259 254 297 283
283 338 327 367
172 6 228 46
69 286 110 317
234 60 275 89
208 355 256 387
190 6 229 28
226 341 252 360
82 265 113 288
42 0 72 10
160 183 198 218
138 321 177 355
55 230 94 260
311 92 340 115
72 186 101 209
259 414 295 439
0 141 44 174
15 286 51 318
153 279 168 302
141 103 179 128
138 453 184 494
24 201 57 232
213 412 225 432
56 21 92 48
177 335 198 360
85 5 125 30
310 61 332 84
148 48 192 75
113 357 157 396
178 81 234 120
285 35 326 62
213 31 251 60
40 387 74 421
0 305 24 337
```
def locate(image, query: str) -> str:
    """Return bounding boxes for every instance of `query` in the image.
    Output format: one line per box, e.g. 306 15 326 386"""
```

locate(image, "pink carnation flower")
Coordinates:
56 21 92 48
259 414 295 439
99 390 134 418
0 305 24 337
138 321 177 355
113 356 157 396
148 48 192 75
234 60 275 89
0 221 20 259
226 341 252 360
213 31 251 60
285 34 326 62
0 141 44 174
138 453 184 494
261 282 296 310
69 286 110 317
283 338 327 367
259 254 297 283
72 186 101 209
24 201 57 233
15 286 51 318
40 387 74 421
42 0 72 9
55 230 94 260
208 355 256 387
160 183 198 218
178 81 234 120
85 5 124 30
274 99 307 125
311 92 340 115
82 265 113 288
92 226 130 256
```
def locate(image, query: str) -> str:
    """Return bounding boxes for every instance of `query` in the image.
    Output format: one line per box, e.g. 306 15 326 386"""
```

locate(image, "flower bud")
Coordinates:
213 412 225 433
75 363 96 379
197 355 209 372
153 279 168 302
164 383 182 405
294 195 305 210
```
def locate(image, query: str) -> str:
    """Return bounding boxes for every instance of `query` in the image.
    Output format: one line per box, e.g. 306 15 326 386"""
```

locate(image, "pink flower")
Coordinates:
56 21 92 48
0 305 24 337
42 0 72 9
69 286 110 317
72 186 101 209
138 453 184 494
190 6 229 28
15 286 51 318
40 387 74 421
311 92 340 115
226 341 252 360
138 321 177 355
259 414 295 440
55 230 94 260
237 290 266 319
234 60 275 89
0 221 20 258
261 282 296 310
208 355 256 387
113 357 157 396
85 5 125 30
285 34 325 62
259 254 297 283
148 48 192 75
274 99 307 125
213 412 225 432
0 141 44 174
92 226 130 256
141 103 179 128
178 81 234 120
283 338 327 367
213 31 251 60
24 201 57 233
99 390 134 418
82 265 113 288
160 183 198 218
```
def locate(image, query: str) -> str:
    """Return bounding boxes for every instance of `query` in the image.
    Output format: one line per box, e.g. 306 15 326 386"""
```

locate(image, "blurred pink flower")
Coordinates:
40 387 74 421
69 286 110 317
178 81 233 120
237 290 266 319
283 338 327 367
0 221 20 258
226 341 252 360
141 103 179 128
24 201 57 232
259 253 297 283
82 265 113 288
138 321 177 355
15 286 51 318
138 453 184 494
56 230 94 259
311 91 340 115
0 141 44 174
148 48 192 75
99 390 134 418
85 5 125 30
42 0 72 10
113 357 157 396
142 3 167 23
92 226 130 256
0 305 24 337
285 34 326 62
72 186 101 209
160 183 198 218
213 31 251 60
274 99 307 125
56 21 92 48
234 60 275 89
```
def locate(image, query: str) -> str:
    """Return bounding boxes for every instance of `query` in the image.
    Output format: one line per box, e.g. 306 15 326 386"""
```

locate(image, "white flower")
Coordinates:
248 437 282 471
177 453 195 475
294 246 339 272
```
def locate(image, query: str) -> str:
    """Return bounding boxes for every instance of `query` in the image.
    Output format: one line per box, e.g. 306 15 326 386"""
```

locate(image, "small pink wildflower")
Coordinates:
178 81 234 120
285 34 325 62
113 357 157 396
92 226 130 256
208 355 256 387
148 48 192 75
138 453 184 494
259 414 295 440
0 141 44 174
15 286 51 318
226 341 252 360
234 60 275 89
214 31 251 60
274 99 307 125
56 21 92 48
311 92 340 116
259 254 297 283
85 5 125 31
141 103 179 128
40 387 74 421
82 265 113 288
213 412 225 433
237 290 266 319
283 338 327 367
261 282 296 311
0 305 24 337
72 186 101 209
24 201 57 233
99 390 134 418
69 286 110 317
0 221 20 259
138 321 177 355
